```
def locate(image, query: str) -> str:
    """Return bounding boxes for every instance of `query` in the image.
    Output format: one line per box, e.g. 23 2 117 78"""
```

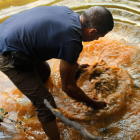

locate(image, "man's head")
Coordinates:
80 6 114 42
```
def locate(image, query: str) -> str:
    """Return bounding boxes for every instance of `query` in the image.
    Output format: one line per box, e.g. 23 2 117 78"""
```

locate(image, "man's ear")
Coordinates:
89 28 97 34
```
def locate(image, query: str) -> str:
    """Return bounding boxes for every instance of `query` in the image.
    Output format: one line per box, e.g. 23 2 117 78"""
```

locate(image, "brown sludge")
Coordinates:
52 60 133 120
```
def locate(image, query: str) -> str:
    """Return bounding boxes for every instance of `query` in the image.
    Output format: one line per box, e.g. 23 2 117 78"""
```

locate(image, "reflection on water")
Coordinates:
0 0 37 11
0 0 140 140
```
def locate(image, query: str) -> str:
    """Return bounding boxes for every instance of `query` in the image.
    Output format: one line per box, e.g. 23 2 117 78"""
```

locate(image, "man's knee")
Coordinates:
32 94 57 123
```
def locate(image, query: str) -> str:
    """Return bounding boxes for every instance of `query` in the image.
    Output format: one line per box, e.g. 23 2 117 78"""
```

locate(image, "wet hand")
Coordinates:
75 63 90 81
78 63 90 70
90 100 107 110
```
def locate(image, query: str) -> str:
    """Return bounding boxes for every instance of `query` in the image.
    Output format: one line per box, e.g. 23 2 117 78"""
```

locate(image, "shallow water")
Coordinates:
0 0 140 140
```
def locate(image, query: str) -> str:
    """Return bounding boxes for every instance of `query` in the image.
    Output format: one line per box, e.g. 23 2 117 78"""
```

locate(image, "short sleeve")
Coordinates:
58 41 83 65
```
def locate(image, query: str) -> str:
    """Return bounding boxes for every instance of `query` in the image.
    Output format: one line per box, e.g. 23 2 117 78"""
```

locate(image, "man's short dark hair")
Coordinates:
82 6 114 34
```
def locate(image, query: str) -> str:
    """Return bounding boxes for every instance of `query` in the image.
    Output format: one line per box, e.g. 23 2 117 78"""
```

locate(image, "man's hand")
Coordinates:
89 99 107 110
75 63 90 81
77 63 90 70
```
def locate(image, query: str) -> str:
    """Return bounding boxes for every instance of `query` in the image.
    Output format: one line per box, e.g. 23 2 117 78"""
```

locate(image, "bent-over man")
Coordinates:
0 6 114 140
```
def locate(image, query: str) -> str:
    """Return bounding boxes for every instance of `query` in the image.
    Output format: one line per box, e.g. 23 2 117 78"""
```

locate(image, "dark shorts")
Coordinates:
1 55 56 122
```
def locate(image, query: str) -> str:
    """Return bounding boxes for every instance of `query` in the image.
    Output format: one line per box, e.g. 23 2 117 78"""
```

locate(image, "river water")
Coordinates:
0 0 140 140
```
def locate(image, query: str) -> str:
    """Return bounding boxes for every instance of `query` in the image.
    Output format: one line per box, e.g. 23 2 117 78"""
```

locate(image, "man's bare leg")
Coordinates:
41 120 60 140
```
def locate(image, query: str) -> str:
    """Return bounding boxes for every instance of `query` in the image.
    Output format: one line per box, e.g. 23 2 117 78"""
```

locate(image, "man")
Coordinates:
0 6 114 140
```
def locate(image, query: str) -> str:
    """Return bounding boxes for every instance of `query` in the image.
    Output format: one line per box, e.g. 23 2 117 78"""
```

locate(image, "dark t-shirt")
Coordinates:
0 6 83 64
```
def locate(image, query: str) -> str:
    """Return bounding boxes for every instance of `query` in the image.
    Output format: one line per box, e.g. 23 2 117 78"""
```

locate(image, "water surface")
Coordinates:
0 0 140 140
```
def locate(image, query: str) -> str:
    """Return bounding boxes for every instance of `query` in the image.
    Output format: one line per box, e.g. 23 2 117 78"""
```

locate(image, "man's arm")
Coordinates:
60 59 106 110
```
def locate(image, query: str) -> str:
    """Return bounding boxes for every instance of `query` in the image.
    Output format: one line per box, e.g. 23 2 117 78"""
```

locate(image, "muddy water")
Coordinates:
0 0 140 140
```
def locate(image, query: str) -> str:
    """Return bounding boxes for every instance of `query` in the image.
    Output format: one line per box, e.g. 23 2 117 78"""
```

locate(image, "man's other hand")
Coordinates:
77 63 90 70
90 99 107 110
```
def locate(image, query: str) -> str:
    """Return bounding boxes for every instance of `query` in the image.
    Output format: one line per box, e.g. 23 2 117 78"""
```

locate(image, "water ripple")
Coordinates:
0 0 60 19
